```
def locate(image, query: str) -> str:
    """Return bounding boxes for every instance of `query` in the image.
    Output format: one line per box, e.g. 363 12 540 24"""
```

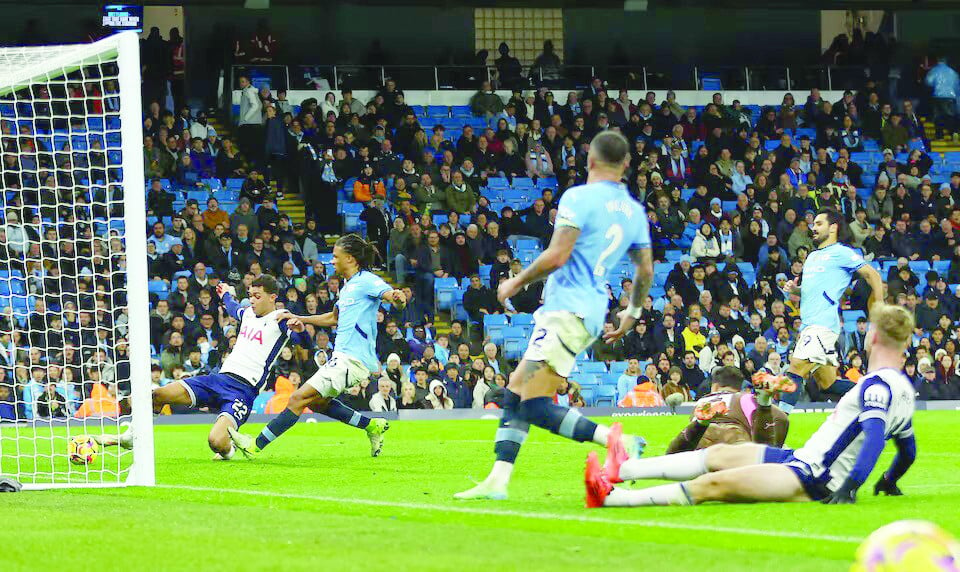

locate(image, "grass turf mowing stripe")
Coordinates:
158 484 863 544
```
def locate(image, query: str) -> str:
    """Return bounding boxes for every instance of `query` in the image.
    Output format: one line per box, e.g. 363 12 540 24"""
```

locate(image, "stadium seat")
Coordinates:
933 260 951 275
579 388 596 406
578 361 608 374
577 374 600 389
594 385 617 407
434 277 460 311
484 314 509 344
510 314 534 328
608 361 629 375
502 335 528 361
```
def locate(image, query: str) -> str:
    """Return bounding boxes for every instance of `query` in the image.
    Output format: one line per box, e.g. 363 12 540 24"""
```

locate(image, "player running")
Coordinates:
455 131 654 501
586 303 917 508
664 366 790 454
229 234 407 458
98 274 314 460
778 208 884 413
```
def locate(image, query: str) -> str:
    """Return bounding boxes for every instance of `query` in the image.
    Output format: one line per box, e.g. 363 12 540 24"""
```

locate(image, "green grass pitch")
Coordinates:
3 411 958 571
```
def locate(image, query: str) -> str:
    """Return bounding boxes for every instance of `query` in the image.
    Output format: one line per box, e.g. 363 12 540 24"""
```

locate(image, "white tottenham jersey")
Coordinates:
219 308 289 389
793 367 915 490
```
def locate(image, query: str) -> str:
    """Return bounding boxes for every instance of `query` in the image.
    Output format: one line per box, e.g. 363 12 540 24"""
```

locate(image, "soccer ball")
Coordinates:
852 520 959 572
68 435 99 466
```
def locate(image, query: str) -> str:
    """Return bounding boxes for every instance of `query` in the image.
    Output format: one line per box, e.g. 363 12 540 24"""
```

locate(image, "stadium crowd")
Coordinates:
3 50 960 421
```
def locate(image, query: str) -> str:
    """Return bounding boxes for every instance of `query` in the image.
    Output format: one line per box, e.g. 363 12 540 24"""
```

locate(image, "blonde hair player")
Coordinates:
586 303 917 507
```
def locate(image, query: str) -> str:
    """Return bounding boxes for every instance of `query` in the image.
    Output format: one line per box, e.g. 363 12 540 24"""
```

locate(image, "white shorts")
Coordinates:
304 352 371 398
522 311 596 378
792 326 840 367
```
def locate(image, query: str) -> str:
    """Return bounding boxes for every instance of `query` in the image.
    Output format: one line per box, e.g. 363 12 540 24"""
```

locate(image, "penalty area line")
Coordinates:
157 484 862 544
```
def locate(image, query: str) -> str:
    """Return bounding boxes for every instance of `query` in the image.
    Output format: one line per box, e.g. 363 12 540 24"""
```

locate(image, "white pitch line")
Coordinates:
156 484 862 544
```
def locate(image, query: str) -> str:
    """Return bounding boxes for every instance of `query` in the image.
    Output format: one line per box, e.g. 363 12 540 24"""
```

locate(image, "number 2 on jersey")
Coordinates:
593 224 623 277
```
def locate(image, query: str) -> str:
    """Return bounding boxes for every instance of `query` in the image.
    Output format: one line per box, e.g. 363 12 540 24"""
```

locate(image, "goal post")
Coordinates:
0 31 153 489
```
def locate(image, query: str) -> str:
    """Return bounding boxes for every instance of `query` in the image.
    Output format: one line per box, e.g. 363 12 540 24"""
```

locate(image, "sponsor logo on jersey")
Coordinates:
238 325 264 344
863 384 891 410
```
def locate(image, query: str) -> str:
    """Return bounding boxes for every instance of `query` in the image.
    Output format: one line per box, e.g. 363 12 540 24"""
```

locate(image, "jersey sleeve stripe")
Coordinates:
555 216 579 229
858 409 887 423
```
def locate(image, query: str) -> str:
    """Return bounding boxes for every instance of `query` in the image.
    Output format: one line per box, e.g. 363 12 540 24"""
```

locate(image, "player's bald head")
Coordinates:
588 131 629 172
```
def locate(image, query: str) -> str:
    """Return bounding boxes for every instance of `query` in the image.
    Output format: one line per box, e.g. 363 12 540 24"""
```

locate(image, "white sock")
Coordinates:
604 483 693 507
486 460 514 488
222 446 235 460
592 424 610 447
619 449 708 481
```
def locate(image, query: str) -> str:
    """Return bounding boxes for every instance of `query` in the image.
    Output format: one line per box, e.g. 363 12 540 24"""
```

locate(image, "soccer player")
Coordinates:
98 275 314 460
586 303 917 508
229 234 407 458
778 208 884 413
665 366 790 454
454 131 654 501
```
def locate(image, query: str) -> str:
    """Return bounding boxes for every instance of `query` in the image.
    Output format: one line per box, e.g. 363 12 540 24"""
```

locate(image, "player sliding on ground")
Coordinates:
455 131 654 501
97 274 314 460
585 303 917 508
662 366 790 454
229 234 407 458
777 208 884 413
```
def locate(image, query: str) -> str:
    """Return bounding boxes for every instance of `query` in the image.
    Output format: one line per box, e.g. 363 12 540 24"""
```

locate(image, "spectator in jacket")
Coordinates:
470 81 504 118
443 363 471 408
690 223 721 262
924 56 960 139
444 171 477 214
369 378 397 412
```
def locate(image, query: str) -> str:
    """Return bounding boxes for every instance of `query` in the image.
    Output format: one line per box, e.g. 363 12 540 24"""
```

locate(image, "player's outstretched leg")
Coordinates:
590 460 810 508
454 388 525 500
314 398 389 457
92 424 133 450
608 441 767 483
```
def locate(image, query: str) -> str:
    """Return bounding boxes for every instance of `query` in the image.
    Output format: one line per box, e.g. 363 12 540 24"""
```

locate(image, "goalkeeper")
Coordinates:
664 366 791 454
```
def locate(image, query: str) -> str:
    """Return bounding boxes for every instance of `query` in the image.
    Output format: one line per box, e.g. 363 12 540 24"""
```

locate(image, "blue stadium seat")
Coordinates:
594 385 617 407
410 105 425 117
909 261 931 274
479 264 492 286
933 260 951 275
577 374 600 389
484 314 509 344
148 280 169 301
502 334 528 360
226 178 244 190
579 388 596 406
578 361 608 374
426 105 449 118
434 277 460 311
450 105 472 118
510 314 534 328
186 190 209 203
680 188 696 201
608 361 629 375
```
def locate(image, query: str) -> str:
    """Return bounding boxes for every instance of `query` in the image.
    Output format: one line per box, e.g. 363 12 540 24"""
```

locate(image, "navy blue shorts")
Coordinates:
178 373 258 428
763 446 832 501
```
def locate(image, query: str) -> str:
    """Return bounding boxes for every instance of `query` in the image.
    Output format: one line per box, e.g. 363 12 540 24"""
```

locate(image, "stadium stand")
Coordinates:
4 37 960 421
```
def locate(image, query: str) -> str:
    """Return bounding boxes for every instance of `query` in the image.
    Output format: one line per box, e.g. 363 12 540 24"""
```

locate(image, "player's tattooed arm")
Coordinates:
856 264 884 311
605 248 653 343
628 247 654 309
275 308 339 328
381 289 407 310
498 226 580 303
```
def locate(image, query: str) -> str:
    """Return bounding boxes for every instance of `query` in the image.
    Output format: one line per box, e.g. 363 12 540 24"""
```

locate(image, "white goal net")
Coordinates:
0 32 154 489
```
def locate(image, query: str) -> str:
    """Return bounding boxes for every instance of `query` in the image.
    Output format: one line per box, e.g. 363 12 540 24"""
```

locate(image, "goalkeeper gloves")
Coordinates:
822 478 859 504
873 474 904 497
